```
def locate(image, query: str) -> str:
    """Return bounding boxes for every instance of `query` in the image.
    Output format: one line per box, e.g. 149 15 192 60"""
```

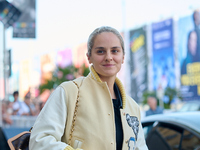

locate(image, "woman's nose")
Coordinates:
105 52 113 61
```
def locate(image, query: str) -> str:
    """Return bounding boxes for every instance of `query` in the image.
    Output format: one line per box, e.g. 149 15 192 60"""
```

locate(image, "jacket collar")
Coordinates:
88 65 126 109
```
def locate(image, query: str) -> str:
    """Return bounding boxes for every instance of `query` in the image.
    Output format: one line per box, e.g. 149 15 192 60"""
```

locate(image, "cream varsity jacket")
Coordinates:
29 66 148 150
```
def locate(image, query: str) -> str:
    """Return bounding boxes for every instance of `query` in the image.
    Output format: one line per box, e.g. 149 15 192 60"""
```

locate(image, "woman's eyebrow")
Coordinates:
111 46 121 49
95 46 121 49
94 47 105 50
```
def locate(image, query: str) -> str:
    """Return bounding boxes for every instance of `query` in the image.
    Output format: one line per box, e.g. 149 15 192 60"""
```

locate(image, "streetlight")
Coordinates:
0 0 21 126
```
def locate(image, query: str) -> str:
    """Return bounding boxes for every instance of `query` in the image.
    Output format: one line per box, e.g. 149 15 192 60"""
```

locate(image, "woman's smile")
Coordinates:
87 32 124 81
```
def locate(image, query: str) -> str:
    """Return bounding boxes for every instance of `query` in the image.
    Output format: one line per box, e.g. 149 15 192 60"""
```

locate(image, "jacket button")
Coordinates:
125 139 129 143
111 142 113 144
108 113 111 115
123 112 126 116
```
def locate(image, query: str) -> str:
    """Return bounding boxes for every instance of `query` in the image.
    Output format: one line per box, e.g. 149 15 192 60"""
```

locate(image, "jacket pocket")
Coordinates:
73 136 84 149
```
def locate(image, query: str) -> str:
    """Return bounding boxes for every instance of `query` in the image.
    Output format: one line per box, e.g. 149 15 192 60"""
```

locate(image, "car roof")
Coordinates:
141 111 200 133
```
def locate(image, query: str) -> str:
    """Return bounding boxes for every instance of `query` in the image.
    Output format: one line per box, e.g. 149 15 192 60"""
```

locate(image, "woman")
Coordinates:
180 30 200 99
29 26 148 150
181 30 198 74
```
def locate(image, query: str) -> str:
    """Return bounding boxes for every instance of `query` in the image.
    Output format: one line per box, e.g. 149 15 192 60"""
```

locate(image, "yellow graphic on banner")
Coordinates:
181 62 200 95
131 35 144 53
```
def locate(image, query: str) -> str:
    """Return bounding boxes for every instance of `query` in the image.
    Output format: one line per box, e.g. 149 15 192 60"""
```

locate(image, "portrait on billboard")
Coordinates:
179 10 200 100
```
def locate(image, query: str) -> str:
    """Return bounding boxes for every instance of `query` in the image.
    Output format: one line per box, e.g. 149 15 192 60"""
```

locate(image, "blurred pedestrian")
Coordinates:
18 95 35 116
7 101 13 115
146 96 163 116
33 100 45 116
30 26 148 150
39 101 45 111
12 91 21 115
2 100 13 125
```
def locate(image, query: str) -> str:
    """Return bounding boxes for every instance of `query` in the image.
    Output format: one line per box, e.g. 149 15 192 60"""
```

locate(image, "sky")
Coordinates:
3 0 200 64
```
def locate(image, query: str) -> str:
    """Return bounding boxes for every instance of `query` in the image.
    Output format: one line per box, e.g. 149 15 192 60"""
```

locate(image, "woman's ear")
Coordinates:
86 53 92 64
122 55 125 64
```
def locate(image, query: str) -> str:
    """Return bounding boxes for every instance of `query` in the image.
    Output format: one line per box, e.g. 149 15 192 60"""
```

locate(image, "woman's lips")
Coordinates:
103 64 114 67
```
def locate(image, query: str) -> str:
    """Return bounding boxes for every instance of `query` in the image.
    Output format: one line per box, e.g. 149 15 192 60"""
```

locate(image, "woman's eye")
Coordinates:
112 50 118 53
97 50 104 54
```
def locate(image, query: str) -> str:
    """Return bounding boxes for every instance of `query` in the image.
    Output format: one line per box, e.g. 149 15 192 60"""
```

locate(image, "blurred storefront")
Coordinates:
73 43 89 68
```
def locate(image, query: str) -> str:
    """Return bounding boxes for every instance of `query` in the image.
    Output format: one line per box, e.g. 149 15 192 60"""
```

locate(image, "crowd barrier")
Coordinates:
0 116 37 149
3 115 37 128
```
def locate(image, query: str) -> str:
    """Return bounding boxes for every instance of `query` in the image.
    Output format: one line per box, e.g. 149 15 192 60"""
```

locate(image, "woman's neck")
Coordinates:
100 76 116 99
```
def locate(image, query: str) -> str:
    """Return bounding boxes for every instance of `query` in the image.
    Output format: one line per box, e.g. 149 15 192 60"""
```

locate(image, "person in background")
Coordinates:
18 95 35 116
146 96 163 116
33 102 41 116
39 101 46 111
7 101 14 115
2 100 13 125
12 91 21 115
29 26 148 150
33 100 46 116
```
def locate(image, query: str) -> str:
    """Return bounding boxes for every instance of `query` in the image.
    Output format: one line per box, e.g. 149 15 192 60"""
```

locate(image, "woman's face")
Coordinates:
87 32 124 81
188 31 197 55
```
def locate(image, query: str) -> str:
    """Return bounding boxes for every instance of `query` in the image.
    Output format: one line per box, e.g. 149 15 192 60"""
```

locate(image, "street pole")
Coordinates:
3 25 7 101
0 24 7 127
122 0 131 96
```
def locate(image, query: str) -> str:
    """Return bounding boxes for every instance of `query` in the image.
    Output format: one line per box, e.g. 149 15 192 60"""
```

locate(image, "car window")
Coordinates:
145 122 182 150
179 103 192 112
181 129 200 150
179 102 200 112
156 126 181 150
144 121 200 150
142 122 154 138
189 104 200 111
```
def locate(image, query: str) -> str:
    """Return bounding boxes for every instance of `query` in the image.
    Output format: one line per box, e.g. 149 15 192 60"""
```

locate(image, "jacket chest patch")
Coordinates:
126 114 139 141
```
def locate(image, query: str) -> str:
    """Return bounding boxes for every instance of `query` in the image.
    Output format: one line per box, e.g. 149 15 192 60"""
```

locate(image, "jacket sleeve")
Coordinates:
135 121 149 150
29 86 78 150
135 108 149 150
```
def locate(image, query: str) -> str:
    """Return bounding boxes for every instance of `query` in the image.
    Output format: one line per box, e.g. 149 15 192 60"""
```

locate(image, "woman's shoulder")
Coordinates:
126 95 140 107
59 77 85 90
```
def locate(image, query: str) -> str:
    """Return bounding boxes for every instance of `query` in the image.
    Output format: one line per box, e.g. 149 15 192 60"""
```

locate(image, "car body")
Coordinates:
141 111 200 150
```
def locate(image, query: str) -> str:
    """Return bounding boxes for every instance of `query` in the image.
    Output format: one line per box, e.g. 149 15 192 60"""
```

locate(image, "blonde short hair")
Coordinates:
87 26 125 56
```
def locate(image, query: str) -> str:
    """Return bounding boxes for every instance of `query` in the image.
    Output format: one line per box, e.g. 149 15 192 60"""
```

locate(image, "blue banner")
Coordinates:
178 11 200 101
152 19 175 91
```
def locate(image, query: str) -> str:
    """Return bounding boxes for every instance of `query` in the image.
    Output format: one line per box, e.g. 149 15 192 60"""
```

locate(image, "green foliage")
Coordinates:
39 80 55 94
82 64 90 76
164 87 182 108
142 87 182 109
39 64 89 94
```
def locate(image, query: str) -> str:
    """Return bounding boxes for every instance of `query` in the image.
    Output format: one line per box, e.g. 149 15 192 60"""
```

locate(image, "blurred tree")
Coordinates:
163 87 182 109
39 64 89 94
142 87 182 109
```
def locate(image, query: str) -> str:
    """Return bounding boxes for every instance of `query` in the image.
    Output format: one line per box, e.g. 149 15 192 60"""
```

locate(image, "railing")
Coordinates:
3 115 37 128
